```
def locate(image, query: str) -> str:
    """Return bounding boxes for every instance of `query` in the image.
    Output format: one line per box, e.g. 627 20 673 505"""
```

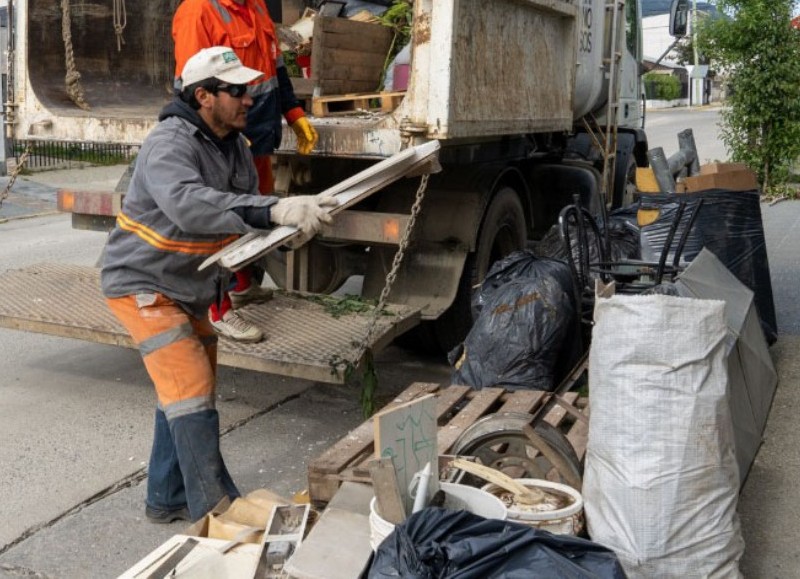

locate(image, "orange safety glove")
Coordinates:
290 117 318 155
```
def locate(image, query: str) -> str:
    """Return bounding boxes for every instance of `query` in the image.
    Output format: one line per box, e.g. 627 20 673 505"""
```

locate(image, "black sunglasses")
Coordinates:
212 83 249 98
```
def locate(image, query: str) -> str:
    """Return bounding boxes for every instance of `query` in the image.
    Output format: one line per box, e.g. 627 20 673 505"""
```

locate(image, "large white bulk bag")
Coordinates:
583 294 744 578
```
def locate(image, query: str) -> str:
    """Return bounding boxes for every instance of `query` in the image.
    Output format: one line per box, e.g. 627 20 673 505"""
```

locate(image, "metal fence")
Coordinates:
6 139 137 171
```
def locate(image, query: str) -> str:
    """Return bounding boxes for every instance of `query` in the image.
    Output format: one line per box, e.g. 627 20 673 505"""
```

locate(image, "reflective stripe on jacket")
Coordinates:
101 108 277 318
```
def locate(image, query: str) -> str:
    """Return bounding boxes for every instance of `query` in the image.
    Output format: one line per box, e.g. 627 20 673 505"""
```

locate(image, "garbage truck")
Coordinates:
0 0 688 382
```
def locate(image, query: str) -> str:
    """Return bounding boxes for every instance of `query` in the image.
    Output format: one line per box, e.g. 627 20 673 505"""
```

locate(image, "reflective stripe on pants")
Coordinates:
106 293 217 415
106 293 238 520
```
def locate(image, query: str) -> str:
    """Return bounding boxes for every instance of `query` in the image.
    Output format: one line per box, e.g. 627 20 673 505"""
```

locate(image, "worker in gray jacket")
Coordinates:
101 46 336 523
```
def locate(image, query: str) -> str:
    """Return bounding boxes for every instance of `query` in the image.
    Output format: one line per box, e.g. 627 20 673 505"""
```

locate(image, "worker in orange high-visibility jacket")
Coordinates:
102 47 336 523
172 0 318 342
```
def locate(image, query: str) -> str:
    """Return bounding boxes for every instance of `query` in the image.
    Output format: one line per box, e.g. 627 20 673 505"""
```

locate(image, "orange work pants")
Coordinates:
106 293 217 411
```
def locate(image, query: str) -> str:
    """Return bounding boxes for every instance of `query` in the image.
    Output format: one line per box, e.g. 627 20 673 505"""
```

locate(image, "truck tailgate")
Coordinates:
0 263 420 384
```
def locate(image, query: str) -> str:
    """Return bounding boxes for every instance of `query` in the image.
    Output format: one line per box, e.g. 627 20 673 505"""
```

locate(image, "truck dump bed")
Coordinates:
0 264 419 383
9 0 579 152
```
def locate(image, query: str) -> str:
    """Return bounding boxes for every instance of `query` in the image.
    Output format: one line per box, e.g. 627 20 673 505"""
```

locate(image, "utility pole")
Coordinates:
692 0 699 106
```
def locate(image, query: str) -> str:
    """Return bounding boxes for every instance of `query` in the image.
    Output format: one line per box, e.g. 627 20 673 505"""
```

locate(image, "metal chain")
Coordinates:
0 144 32 211
347 172 430 368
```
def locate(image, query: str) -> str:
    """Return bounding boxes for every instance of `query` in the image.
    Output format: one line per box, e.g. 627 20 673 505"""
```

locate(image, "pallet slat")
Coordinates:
567 405 590 462
311 92 405 117
312 16 392 95
437 387 506 454
497 390 546 414
310 382 439 475
308 384 588 504
543 392 579 427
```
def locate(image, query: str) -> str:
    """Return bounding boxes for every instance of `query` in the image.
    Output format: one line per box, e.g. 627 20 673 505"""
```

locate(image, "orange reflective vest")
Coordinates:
172 0 304 155
173 0 279 93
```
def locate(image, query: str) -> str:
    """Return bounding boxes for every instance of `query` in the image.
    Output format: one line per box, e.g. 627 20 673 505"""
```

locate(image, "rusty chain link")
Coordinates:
344 171 430 372
0 145 33 212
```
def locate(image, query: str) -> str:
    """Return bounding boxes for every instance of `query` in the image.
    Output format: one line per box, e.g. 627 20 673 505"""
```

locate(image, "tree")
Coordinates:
699 0 800 191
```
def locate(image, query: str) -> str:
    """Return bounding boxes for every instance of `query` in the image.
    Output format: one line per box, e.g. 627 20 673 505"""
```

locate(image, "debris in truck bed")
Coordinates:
311 91 405 117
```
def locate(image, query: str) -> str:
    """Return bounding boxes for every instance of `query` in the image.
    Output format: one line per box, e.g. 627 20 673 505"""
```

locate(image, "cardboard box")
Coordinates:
677 163 759 193
699 162 751 175
121 489 294 579
186 489 292 543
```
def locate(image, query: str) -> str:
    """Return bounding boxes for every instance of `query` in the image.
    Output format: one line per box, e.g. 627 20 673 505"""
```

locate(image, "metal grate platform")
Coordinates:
0 263 421 384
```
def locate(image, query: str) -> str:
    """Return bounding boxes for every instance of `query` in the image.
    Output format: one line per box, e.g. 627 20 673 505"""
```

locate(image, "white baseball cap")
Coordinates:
181 46 264 87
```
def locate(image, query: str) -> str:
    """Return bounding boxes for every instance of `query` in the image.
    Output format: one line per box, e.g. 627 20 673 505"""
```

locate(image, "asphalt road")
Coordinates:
0 107 796 577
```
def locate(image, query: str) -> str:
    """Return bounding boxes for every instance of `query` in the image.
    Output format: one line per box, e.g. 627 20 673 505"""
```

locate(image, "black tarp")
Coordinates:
368 508 627 579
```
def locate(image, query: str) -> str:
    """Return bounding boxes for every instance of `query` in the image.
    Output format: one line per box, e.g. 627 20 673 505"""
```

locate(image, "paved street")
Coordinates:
0 106 797 577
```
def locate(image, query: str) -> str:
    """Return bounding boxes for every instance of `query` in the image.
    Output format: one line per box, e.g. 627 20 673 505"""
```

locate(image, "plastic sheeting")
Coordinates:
674 249 777 486
368 508 627 579
637 189 777 343
449 252 578 391
584 293 744 578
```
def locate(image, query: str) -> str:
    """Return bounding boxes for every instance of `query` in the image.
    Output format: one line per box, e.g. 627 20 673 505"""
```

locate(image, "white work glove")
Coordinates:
270 194 338 237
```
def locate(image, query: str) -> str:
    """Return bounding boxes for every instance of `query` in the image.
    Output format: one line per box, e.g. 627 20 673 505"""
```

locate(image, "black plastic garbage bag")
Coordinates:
368 508 627 579
450 252 578 391
637 189 777 344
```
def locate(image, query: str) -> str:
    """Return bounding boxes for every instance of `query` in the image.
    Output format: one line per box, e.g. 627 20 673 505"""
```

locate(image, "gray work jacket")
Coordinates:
101 104 276 318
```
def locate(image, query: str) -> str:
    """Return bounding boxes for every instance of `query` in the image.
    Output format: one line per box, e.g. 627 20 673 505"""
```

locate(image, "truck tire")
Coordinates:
432 187 527 354
614 156 637 208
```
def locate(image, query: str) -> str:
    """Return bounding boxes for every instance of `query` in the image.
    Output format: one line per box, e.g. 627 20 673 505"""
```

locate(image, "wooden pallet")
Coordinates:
311 91 406 117
307 382 589 504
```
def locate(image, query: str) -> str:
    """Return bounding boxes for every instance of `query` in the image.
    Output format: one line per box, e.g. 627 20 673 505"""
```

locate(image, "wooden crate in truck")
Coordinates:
311 16 393 96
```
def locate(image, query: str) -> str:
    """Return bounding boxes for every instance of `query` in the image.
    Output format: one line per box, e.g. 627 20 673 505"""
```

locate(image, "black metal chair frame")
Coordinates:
558 197 704 319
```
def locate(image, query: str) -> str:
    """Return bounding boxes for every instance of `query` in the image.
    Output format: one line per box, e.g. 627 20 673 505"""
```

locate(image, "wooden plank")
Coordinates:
368 458 406 524
308 382 440 475
497 390 547 414
437 388 505 454
567 404 590 462
374 394 439 514
311 92 405 117
283 482 373 579
199 140 441 271
319 31 393 53
433 385 471 420
313 91 405 105
314 80 380 96
543 392 579 427
315 47 388 69
318 15 393 42
311 16 392 95
316 62 385 83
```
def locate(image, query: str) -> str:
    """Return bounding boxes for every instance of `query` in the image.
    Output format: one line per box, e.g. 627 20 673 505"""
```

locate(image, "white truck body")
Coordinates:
0 0 675 380
6 0 641 154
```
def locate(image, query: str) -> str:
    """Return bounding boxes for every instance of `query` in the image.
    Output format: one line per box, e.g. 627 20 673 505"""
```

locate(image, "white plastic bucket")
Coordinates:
481 479 584 536
368 482 507 550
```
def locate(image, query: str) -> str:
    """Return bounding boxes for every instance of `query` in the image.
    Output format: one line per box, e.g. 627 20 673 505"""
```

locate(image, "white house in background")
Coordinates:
643 13 680 65
642 6 717 106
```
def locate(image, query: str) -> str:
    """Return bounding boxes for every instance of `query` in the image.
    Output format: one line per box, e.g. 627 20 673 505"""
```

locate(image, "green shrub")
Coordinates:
644 73 682 100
